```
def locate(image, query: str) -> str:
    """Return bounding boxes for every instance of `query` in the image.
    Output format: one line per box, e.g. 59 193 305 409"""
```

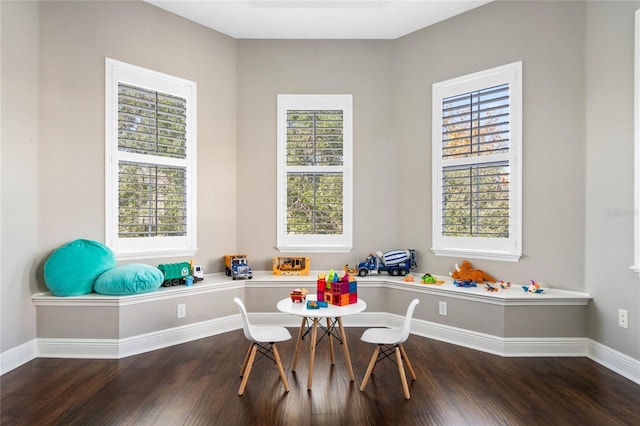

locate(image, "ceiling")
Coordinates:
144 0 492 40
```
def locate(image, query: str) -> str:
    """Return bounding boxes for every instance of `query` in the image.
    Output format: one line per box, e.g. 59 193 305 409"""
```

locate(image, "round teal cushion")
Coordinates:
44 239 116 296
94 264 163 295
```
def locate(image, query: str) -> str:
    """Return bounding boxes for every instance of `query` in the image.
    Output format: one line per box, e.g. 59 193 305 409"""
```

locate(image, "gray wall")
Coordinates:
2 0 640 363
393 0 587 288
1 0 238 352
236 40 396 271
37 0 238 275
1 0 40 352
585 1 640 359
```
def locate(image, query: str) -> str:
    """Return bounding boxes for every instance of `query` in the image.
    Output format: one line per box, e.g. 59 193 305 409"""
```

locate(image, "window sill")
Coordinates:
114 248 198 262
431 247 522 262
277 246 352 254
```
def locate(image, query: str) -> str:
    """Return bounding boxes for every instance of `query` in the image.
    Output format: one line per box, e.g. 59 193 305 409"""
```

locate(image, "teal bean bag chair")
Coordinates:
44 239 116 296
94 264 163 295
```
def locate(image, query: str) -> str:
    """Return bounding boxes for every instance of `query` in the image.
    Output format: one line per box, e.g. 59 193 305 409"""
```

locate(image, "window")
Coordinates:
105 58 197 260
432 61 522 262
277 94 353 252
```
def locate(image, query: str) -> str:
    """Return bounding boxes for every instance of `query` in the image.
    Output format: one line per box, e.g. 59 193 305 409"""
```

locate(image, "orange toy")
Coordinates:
450 260 496 283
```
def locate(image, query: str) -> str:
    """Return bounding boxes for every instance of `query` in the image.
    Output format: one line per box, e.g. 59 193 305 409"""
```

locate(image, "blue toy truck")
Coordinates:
224 254 253 280
357 249 416 277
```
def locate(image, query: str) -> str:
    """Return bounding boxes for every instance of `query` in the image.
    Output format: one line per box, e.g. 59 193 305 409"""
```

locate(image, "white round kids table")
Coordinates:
277 294 367 391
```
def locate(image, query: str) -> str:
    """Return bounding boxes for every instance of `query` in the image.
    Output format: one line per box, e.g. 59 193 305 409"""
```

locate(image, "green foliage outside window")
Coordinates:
286 110 344 235
441 84 510 238
117 83 188 238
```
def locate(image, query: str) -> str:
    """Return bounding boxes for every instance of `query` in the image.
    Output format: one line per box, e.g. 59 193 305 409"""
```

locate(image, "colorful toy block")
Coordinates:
317 272 358 306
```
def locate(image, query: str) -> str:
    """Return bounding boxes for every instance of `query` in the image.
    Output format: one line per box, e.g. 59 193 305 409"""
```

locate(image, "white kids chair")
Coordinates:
359 298 420 399
234 297 292 396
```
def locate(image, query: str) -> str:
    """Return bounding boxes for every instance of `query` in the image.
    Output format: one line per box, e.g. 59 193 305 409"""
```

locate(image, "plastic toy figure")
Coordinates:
485 283 498 292
523 280 544 293
421 274 445 285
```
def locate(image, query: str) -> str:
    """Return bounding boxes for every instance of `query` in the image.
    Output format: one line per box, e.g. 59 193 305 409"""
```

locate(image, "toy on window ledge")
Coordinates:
499 280 511 289
453 279 477 288
421 273 445 285
403 273 414 282
485 283 499 292
522 280 544 293
450 260 496 283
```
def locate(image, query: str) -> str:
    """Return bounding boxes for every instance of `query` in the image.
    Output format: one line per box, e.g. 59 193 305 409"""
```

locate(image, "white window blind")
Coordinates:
432 62 522 261
277 95 353 253
286 110 344 235
118 83 187 238
105 58 197 260
441 84 510 238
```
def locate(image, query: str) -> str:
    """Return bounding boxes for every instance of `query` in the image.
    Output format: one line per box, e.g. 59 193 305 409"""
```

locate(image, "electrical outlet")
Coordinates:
177 303 186 318
439 301 447 316
618 309 628 328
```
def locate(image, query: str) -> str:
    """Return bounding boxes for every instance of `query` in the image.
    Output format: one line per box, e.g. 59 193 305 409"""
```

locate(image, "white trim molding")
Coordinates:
36 314 239 360
587 339 640 386
632 9 640 274
0 339 37 376
432 61 523 262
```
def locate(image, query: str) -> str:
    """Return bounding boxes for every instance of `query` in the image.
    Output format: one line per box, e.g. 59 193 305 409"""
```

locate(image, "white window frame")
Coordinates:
633 10 640 274
431 61 522 262
105 58 197 260
276 94 353 253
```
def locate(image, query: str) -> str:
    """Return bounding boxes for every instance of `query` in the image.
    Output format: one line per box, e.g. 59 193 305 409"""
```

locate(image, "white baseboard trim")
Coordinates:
36 314 240 360
0 339 37 375
411 319 589 357
3 313 639 387
587 339 640 385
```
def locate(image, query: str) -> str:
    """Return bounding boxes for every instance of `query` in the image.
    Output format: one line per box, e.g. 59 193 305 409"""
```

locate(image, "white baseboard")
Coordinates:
2 313 639 387
0 339 37 375
411 318 589 357
36 314 240 359
587 339 640 386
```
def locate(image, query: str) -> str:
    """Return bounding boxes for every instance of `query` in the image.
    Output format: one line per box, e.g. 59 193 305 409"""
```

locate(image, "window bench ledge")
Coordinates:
32 270 591 307
27 270 593 364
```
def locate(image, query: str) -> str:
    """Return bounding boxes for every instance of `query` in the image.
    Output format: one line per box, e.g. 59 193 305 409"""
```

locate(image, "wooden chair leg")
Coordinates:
291 316 306 372
360 345 380 392
395 346 410 400
240 342 253 376
238 344 257 396
272 343 289 392
399 344 416 381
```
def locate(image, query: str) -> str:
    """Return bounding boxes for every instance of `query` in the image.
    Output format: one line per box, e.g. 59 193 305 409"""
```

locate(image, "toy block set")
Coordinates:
316 269 357 306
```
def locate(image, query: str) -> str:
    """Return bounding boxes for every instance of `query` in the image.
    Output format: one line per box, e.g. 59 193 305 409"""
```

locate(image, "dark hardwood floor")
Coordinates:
2 328 639 425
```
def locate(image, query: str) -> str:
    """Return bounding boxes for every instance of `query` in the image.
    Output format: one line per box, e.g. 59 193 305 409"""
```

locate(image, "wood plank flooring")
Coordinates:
2 328 639 425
